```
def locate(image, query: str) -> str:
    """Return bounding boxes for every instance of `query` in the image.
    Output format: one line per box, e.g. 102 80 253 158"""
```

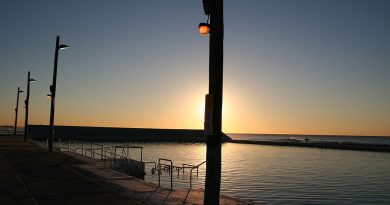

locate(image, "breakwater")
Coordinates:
231 140 390 152
28 125 231 142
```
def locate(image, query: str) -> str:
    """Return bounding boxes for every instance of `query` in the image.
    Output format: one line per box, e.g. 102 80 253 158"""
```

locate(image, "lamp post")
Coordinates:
14 86 24 137
199 0 224 204
24 71 36 141
48 35 68 152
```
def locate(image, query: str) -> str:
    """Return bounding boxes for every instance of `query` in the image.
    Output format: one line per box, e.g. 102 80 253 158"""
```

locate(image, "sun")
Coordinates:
196 96 229 122
185 90 230 130
197 99 205 120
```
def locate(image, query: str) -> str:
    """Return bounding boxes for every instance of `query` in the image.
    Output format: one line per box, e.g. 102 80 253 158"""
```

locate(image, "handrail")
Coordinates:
86 143 104 159
181 163 195 175
158 158 173 190
111 145 143 162
68 139 86 154
114 145 143 162
103 147 124 167
190 161 206 189
41 138 207 191
67 140 136 162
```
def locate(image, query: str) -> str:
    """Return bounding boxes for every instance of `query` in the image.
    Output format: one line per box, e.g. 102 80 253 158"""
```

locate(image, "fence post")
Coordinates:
101 146 103 161
141 148 143 162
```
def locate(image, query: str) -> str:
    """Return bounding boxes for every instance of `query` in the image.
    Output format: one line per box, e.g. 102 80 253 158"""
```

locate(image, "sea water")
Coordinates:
62 134 390 204
97 140 390 204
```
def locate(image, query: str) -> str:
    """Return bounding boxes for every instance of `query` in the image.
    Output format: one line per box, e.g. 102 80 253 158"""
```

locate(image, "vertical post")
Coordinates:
190 169 193 189
204 0 223 204
49 36 60 152
114 147 117 166
24 71 32 142
14 86 22 137
158 159 161 187
170 161 173 190
58 137 61 151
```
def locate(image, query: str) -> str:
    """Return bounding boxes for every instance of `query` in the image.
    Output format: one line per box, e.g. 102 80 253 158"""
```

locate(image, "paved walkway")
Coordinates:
0 136 143 205
0 136 256 205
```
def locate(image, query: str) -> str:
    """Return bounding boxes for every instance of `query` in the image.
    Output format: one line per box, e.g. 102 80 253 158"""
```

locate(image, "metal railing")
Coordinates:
84 143 104 160
63 139 206 191
182 163 196 175
190 161 206 189
158 158 173 190
66 139 144 164
113 145 143 162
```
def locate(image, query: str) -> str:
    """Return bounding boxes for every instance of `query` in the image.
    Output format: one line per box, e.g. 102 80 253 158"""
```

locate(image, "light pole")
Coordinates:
199 0 224 204
24 71 36 141
14 86 24 137
48 35 68 152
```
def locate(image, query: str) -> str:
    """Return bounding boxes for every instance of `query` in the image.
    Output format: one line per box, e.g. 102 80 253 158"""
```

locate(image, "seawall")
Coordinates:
231 140 390 152
29 125 232 143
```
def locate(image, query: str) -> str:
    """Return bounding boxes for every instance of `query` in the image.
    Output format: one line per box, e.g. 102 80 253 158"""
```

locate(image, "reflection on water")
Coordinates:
71 142 390 204
221 144 390 204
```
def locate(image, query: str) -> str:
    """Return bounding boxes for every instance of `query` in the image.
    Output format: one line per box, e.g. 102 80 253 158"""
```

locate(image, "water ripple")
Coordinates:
99 142 390 204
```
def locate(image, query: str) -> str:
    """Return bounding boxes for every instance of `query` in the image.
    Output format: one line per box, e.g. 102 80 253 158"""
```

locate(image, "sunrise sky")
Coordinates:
0 0 389 136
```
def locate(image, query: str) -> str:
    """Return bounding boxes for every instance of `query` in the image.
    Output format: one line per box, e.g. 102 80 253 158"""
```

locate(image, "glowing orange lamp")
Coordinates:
198 22 210 36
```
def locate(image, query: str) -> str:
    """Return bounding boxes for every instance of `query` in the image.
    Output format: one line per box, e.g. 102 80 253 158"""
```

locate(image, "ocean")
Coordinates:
80 134 390 204
228 133 390 145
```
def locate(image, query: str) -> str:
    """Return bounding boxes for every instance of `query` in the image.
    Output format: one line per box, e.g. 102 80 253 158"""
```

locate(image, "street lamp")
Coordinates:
48 35 69 152
198 14 210 36
14 86 24 137
24 71 36 141
199 0 224 205
200 0 224 204
198 22 210 36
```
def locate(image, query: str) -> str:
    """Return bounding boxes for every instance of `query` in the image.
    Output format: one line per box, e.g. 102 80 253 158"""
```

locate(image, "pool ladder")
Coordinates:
154 158 206 190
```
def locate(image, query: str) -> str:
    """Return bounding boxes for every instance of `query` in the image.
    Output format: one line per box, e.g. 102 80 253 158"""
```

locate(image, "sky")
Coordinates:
0 0 389 136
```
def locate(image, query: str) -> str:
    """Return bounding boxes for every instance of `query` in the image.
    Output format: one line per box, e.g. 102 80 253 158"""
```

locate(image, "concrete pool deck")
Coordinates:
0 136 256 204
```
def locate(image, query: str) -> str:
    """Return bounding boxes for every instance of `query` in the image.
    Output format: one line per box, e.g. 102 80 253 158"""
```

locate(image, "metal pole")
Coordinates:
101 146 103 161
48 36 60 152
14 86 22 137
170 161 173 190
24 71 32 142
158 159 161 187
204 0 224 204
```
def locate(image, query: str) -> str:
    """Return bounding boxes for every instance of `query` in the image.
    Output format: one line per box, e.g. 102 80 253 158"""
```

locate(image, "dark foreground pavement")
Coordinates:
0 137 143 205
